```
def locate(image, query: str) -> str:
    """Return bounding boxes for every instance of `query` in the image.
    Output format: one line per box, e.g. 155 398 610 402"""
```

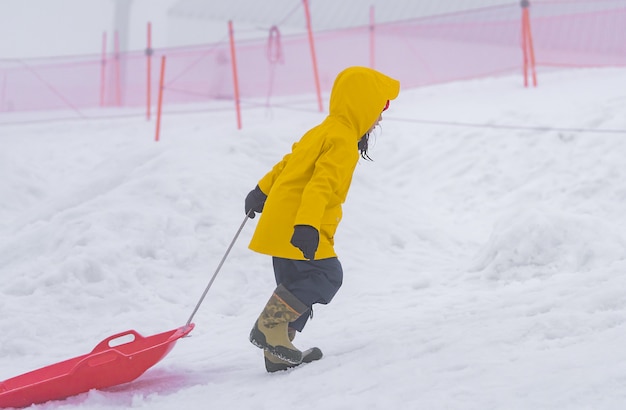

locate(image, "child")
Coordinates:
245 66 400 371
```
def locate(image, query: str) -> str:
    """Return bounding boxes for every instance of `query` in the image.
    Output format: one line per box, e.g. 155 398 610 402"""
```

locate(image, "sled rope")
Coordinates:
186 213 250 326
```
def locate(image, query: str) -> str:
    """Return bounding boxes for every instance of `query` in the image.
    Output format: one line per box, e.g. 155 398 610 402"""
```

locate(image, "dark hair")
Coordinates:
358 133 373 161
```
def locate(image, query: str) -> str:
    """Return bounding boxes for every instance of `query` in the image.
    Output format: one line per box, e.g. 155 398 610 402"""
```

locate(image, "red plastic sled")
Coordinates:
0 323 194 409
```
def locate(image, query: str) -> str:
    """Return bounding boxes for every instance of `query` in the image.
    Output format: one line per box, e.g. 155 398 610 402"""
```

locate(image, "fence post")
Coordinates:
114 30 122 105
155 55 166 142
146 22 153 120
303 0 323 112
521 0 537 87
370 5 376 69
228 20 242 130
100 32 107 106
1 71 6 112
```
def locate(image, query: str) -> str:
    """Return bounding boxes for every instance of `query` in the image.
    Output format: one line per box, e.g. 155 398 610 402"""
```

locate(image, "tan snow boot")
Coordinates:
264 329 324 372
249 284 308 364
264 328 297 372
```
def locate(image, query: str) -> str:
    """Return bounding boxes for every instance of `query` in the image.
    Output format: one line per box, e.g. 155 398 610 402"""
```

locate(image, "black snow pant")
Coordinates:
272 256 343 332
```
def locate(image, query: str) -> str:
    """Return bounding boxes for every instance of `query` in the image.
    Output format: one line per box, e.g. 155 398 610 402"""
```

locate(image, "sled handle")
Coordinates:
90 330 143 353
186 214 249 326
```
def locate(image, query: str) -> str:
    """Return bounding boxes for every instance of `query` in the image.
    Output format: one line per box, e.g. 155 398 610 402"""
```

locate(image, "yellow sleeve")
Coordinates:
257 142 296 195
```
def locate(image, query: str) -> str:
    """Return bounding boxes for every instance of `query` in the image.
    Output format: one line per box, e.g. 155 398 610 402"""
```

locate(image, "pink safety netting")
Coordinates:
0 0 624 120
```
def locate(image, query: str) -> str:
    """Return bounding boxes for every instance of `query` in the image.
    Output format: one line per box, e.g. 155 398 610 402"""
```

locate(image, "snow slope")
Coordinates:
1 67 626 409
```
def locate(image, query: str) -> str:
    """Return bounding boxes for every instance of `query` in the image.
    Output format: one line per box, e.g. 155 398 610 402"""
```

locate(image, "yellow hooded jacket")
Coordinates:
249 66 400 260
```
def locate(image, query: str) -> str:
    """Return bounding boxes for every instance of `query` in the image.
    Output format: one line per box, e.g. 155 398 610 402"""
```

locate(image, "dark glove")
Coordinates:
290 225 319 260
245 185 267 219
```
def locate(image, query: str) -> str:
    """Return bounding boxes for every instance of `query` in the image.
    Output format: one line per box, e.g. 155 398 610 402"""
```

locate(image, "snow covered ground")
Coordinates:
1 67 626 409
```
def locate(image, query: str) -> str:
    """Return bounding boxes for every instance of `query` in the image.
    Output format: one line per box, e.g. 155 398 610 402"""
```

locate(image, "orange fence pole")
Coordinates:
155 55 166 142
521 0 537 87
1 72 6 112
146 22 153 120
228 20 242 130
114 30 122 106
526 9 537 87
370 5 376 69
303 0 323 112
100 32 107 106
521 3 528 87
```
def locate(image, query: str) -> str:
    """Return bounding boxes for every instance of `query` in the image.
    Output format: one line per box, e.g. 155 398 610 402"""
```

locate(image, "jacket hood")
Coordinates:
328 66 400 139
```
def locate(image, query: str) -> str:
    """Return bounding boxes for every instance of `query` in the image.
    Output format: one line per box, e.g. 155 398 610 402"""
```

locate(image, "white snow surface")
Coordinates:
1 68 626 409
